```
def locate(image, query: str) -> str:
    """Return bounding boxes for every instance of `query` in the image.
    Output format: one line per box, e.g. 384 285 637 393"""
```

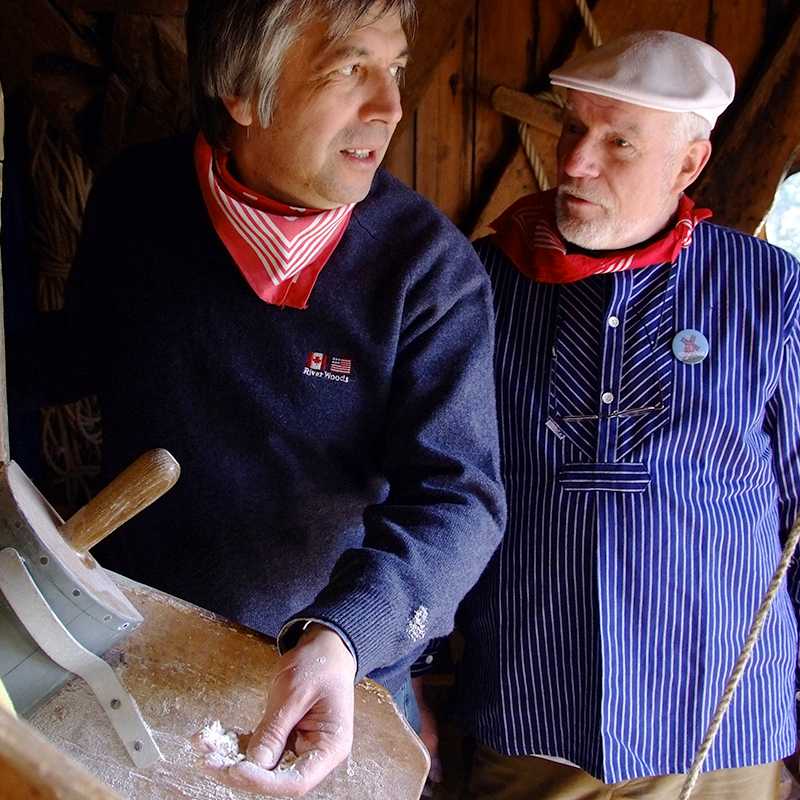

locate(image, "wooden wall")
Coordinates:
385 0 800 235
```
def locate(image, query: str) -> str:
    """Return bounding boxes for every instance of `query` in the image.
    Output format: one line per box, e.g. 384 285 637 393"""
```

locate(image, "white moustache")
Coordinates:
557 184 610 209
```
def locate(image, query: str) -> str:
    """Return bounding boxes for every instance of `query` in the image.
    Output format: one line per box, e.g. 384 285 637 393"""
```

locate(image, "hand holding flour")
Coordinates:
210 624 357 797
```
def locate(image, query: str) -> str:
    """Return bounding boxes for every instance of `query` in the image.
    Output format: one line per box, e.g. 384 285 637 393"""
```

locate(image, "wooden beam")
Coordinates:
397 0 474 132
491 87 562 137
692 12 800 233
0 707 123 800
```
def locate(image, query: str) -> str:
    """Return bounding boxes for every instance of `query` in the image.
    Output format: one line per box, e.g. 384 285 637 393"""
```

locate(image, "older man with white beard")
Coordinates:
450 30 800 800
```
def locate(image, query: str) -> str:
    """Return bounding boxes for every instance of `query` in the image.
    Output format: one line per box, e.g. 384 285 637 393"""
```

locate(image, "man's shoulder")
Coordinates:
352 170 477 270
93 134 194 204
696 220 800 271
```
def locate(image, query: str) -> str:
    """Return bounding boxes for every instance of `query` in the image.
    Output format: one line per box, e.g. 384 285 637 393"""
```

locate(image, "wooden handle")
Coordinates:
60 449 180 553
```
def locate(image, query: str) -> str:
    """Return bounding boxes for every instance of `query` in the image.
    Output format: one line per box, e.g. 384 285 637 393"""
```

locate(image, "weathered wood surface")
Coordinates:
692 11 800 233
0 82 9 467
26 575 429 800
0 706 123 800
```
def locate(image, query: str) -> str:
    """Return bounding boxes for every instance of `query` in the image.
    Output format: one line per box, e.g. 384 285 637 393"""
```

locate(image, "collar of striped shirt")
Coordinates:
194 133 355 309
490 188 711 285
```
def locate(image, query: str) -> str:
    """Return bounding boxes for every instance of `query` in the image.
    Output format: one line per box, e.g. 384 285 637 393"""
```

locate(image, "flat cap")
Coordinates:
549 30 735 128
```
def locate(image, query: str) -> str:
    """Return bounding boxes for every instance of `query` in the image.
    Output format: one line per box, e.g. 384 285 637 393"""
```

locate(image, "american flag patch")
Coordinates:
330 357 352 376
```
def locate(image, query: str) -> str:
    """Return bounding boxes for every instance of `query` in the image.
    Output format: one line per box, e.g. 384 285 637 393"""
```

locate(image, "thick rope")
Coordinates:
575 0 604 49
518 122 551 191
678 515 800 798
518 1 600 190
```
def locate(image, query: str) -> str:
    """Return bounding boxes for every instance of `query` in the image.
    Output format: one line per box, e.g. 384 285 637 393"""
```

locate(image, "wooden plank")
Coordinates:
491 87 562 137
398 0 474 133
707 0 766 90
383 111 416 187
66 0 188 14
693 12 800 233
0 83 9 466
0 707 123 800
27 575 429 800
414 5 476 224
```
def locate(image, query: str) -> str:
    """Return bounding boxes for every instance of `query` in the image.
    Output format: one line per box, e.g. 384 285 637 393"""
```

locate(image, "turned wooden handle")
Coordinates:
60 449 180 553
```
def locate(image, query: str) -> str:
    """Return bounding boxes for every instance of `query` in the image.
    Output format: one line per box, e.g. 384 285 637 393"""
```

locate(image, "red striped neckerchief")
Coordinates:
490 188 712 284
194 133 355 309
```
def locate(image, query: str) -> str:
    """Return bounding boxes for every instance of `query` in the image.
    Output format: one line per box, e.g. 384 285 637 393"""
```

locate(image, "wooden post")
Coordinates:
0 83 10 465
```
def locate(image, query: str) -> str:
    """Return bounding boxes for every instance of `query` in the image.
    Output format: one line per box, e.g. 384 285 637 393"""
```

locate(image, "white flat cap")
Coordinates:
549 30 735 128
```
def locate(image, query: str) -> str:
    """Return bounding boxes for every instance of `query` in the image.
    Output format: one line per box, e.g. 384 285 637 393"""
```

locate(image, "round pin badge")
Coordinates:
672 329 709 365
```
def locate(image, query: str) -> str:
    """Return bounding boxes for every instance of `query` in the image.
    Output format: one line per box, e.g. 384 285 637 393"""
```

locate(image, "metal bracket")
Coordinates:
0 547 161 768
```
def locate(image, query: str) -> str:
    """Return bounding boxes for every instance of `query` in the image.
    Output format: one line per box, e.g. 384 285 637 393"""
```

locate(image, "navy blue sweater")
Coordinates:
65 136 505 692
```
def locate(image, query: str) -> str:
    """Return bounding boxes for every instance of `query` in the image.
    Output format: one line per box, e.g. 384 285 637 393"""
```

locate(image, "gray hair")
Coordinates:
187 0 417 147
672 112 712 146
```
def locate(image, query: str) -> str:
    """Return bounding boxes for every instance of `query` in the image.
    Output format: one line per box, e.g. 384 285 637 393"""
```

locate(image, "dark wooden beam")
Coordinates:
693 11 800 234
398 0 474 132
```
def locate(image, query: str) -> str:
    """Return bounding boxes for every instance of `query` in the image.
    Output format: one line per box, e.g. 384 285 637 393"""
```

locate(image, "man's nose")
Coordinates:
361 72 403 128
559 136 600 179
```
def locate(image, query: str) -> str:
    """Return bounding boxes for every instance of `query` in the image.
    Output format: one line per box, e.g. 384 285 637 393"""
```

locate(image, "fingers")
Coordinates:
226 744 348 797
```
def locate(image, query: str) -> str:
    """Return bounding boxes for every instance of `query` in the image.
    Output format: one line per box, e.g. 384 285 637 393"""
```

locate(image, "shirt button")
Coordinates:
601 392 614 404
608 315 620 328
425 655 434 665
796 691 800 702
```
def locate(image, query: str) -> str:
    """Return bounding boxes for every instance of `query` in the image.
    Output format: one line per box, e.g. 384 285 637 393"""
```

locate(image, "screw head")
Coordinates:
110 698 121 710
133 741 143 752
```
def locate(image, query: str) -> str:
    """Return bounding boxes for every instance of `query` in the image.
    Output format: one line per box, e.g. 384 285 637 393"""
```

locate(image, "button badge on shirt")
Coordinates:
672 329 709 365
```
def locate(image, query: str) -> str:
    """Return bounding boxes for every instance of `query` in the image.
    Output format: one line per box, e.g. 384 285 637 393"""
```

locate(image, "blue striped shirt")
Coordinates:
458 221 800 782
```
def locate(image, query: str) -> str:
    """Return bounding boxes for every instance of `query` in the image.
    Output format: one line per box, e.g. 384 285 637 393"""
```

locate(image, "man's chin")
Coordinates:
556 217 617 251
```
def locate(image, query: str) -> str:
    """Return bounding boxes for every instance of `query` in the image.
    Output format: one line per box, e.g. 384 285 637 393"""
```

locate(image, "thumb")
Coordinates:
246 683 308 769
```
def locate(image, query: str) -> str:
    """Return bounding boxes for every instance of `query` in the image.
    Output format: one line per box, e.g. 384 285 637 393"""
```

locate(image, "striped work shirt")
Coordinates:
458 222 800 783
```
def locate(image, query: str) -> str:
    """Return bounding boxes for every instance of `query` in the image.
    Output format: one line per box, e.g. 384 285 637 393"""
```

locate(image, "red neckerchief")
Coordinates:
490 189 712 284
194 133 354 309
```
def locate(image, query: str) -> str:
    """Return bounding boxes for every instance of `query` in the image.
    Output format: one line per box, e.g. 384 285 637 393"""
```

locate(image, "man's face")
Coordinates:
555 90 688 250
231 8 408 209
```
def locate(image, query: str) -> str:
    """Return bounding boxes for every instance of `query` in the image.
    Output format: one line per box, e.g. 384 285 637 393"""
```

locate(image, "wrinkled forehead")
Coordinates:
564 89 678 135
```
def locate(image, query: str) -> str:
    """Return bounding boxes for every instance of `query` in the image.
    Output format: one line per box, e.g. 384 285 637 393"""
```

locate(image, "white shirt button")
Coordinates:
425 655 434 665
796 691 800 702
601 392 614 404
608 316 620 328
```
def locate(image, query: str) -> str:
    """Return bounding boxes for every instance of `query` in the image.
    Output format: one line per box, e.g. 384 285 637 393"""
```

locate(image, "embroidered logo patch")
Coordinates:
303 352 353 383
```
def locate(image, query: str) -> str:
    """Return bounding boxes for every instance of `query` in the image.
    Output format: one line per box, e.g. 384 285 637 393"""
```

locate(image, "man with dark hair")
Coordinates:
65 1 505 795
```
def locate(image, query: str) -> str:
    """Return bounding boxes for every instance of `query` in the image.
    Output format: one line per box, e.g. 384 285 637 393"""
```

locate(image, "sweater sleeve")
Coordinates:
283 230 507 680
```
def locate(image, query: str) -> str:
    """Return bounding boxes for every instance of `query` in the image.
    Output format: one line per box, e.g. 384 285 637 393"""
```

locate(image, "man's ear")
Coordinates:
674 139 712 193
222 96 253 127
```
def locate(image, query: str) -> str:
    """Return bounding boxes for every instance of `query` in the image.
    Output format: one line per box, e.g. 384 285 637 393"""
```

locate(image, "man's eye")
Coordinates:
613 137 631 148
338 64 359 77
565 121 583 134
389 64 407 83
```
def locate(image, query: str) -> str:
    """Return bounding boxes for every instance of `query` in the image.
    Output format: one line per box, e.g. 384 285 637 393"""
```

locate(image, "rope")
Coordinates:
575 0 603 48
517 1 600 190
518 122 551 192
678 515 800 798
28 109 101 513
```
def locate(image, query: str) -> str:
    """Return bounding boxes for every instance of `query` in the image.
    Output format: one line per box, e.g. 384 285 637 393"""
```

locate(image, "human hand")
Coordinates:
205 624 357 797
